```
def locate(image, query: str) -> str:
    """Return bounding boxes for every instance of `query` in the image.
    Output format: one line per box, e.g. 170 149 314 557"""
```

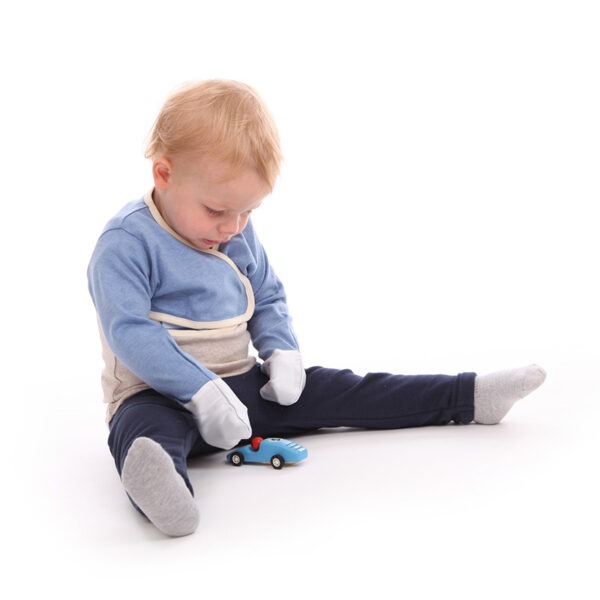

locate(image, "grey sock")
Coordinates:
474 364 547 424
121 437 199 537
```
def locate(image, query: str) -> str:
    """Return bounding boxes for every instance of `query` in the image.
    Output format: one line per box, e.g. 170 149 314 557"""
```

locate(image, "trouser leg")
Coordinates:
108 367 475 463
108 390 202 494
222 365 476 440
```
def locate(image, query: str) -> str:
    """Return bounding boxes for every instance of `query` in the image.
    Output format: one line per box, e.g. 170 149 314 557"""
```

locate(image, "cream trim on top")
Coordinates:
144 190 255 328
149 311 252 331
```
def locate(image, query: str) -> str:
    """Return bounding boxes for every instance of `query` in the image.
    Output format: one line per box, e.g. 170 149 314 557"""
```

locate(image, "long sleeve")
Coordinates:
88 227 218 403
239 220 300 360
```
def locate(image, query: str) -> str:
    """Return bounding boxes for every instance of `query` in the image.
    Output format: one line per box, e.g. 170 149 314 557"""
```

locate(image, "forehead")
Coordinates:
175 153 240 180
175 154 270 208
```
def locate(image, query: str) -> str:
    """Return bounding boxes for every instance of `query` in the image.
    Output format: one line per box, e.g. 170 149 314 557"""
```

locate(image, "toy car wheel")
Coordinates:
270 455 285 469
230 452 244 466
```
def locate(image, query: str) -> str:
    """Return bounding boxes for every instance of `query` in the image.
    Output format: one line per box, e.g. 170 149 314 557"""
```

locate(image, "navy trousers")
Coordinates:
108 365 475 494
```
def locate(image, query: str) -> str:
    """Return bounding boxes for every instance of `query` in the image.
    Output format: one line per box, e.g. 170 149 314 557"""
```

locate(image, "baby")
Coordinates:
87 80 546 537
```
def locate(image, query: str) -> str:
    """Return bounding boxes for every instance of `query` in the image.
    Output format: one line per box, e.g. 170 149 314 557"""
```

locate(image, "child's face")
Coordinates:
152 155 270 250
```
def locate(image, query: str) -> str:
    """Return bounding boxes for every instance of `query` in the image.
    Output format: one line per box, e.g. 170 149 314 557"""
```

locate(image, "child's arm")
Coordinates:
241 220 299 356
88 228 251 448
89 228 215 399
241 221 306 405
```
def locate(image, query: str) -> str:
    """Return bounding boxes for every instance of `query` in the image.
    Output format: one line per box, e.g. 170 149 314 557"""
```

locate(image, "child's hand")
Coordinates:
260 349 306 406
186 379 252 449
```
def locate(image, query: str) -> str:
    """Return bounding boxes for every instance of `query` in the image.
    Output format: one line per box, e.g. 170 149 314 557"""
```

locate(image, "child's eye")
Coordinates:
205 206 224 217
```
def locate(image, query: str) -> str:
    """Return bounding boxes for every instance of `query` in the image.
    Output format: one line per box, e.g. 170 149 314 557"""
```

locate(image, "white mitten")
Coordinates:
186 378 252 449
260 349 306 406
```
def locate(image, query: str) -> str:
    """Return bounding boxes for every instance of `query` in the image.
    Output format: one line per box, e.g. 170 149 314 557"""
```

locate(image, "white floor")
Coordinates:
7 362 598 599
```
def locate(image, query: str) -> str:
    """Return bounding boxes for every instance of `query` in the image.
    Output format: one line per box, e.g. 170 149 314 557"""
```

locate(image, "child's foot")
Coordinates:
474 364 546 424
121 437 199 537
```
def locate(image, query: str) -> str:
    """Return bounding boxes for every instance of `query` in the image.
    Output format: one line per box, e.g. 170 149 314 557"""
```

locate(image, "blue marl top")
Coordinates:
88 192 298 417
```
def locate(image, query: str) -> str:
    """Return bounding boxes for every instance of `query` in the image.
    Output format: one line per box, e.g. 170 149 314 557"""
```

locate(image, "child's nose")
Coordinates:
219 215 240 236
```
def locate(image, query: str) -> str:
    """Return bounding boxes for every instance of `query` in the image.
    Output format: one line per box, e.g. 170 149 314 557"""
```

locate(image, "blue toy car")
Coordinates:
227 437 308 469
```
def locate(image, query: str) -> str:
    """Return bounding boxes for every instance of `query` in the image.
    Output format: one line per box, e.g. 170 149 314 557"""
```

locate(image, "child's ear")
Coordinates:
152 157 173 189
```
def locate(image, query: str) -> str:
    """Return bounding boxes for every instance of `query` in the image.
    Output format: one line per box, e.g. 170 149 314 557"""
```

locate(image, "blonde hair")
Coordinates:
145 80 282 189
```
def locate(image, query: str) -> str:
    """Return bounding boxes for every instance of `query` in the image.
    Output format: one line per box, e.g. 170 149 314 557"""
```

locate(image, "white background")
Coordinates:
2 1 598 597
